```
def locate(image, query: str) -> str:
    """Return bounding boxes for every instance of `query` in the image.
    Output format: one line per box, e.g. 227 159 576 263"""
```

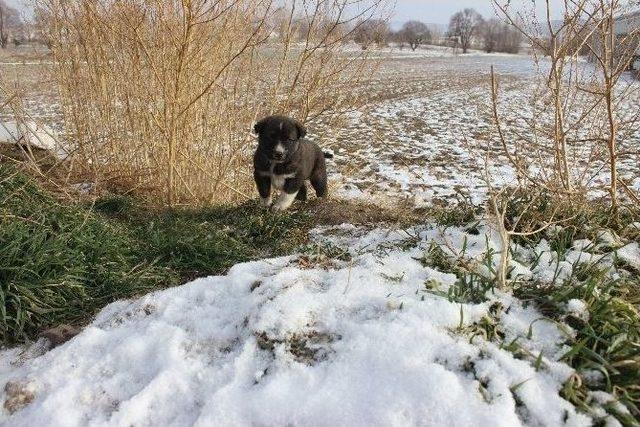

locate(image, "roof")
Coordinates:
615 10 640 35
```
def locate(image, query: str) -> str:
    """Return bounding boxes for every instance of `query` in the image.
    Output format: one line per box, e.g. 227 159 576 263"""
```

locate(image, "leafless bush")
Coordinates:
34 0 386 206
490 0 640 218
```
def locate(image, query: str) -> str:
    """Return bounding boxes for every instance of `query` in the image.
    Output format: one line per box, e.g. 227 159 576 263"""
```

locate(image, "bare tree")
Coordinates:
482 18 521 54
0 1 6 48
0 0 21 49
399 20 431 51
482 18 501 53
497 22 522 54
448 8 484 54
353 18 390 49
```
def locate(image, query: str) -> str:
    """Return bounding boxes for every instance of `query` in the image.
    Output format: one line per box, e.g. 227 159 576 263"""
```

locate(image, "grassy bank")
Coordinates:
0 167 411 344
0 168 316 344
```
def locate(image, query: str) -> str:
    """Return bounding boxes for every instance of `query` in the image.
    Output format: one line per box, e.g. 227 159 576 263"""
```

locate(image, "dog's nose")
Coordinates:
273 143 286 159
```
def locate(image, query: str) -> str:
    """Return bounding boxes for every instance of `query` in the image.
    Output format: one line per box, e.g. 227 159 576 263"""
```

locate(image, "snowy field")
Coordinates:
2 48 639 204
310 50 640 206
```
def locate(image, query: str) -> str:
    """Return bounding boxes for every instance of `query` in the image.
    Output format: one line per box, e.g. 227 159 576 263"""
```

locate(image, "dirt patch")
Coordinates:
3 381 35 414
302 197 419 227
255 330 339 365
39 324 81 349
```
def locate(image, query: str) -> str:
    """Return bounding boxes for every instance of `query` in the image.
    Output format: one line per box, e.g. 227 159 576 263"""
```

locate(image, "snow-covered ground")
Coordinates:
2 220 638 426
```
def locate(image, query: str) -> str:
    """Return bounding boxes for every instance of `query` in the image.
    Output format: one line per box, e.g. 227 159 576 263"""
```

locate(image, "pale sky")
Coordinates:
393 0 565 25
5 0 568 25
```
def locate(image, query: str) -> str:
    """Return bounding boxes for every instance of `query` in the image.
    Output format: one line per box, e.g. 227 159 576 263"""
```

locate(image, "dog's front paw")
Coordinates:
270 192 297 212
260 197 273 208
270 201 288 212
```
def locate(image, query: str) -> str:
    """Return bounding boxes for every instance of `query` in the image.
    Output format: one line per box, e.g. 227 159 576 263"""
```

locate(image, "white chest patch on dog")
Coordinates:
272 173 296 191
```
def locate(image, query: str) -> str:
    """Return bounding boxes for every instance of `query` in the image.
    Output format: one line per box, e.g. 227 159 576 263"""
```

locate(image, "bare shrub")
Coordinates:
489 1 640 219
34 0 386 206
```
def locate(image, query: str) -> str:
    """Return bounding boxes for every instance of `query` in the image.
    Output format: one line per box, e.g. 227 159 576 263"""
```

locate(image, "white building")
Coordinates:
615 10 640 71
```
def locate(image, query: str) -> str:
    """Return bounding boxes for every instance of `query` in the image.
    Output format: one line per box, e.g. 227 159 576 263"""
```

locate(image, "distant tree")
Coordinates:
389 30 406 49
497 23 522 54
0 0 22 49
448 8 484 53
0 2 8 48
399 20 432 51
482 19 522 54
482 18 501 53
352 19 390 49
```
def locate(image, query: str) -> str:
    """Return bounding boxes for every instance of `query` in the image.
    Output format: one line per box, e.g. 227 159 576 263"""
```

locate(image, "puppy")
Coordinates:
253 115 331 211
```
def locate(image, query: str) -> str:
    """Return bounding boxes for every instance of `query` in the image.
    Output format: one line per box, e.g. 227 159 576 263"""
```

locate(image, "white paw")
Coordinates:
270 192 297 212
260 197 272 208
270 201 289 212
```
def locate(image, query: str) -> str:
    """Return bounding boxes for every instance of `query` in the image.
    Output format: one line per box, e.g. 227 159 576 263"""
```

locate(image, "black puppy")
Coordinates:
253 115 331 211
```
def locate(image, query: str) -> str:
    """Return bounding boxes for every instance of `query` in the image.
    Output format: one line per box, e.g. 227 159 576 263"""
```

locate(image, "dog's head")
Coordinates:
254 115 307 162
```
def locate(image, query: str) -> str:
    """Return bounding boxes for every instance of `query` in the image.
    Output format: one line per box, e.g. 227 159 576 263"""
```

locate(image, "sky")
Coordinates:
3 0 575 25
393 0 565 26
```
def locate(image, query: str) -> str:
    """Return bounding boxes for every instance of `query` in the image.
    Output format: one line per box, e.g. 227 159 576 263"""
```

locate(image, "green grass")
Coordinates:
98 197 312 281
0 168 314 344
515 273 640 425
497 188 640 249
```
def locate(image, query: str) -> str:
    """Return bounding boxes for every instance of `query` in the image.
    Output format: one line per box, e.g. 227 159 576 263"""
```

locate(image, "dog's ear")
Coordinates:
254 118 267 135
294 120 307 139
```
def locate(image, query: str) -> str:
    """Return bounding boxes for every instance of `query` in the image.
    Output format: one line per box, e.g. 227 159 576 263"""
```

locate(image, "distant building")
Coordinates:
614 10 640 71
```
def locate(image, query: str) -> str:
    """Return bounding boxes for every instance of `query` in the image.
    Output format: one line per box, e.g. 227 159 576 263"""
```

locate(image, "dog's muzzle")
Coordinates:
272 142 287 161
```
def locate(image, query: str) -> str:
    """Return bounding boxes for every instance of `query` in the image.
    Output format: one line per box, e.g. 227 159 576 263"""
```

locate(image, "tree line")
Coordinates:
0 3 520 54
350 8 522 54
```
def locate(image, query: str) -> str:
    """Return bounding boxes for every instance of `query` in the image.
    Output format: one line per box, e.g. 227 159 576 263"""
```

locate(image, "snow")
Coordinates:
566 300 589 322
1 223 603 426
615 242 640 271
0 120 67 159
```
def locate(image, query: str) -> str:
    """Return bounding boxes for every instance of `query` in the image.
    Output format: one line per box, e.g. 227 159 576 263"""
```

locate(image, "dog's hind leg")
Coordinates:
296 183 308 201
310 161 328 198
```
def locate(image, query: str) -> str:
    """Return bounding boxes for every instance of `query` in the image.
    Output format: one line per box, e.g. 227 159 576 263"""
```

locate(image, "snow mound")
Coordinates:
1 227 593 427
